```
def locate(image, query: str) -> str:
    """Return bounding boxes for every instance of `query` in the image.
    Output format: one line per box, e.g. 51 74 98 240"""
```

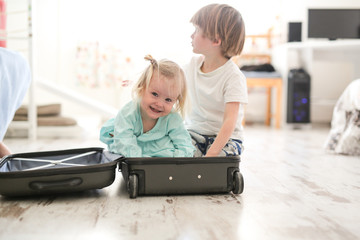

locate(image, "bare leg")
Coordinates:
0 142 11 158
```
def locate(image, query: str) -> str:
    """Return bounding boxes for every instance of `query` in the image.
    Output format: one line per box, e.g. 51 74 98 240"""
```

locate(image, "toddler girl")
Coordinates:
100 55 195 157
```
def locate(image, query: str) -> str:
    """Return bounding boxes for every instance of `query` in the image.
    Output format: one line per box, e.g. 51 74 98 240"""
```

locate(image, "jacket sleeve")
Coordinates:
101 107 143 157
99 118 115 146
167 113 195 157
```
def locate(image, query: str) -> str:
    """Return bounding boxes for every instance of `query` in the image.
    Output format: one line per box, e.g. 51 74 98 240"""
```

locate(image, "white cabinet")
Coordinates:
273 40 360 123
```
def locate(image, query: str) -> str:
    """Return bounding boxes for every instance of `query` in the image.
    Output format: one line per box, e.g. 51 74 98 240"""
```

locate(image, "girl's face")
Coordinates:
191 25 214 55
140 72 180 121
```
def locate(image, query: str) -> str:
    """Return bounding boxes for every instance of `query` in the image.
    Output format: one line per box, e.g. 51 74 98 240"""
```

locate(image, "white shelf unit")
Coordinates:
273 40 360 123
1 0 37 140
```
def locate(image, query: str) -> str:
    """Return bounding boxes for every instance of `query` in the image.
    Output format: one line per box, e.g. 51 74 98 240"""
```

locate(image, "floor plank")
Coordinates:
1 125 359 240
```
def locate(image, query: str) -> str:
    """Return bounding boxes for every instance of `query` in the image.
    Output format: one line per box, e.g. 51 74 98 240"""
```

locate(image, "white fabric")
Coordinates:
324 79 360 155
184 55 248 140
0 47 31 140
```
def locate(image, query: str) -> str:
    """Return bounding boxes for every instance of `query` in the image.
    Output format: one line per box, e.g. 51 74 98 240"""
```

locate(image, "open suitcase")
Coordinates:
0 148 244 198
0 147 122 196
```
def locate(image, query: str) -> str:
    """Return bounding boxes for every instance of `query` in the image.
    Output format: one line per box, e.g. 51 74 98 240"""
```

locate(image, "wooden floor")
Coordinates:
1 124 359 240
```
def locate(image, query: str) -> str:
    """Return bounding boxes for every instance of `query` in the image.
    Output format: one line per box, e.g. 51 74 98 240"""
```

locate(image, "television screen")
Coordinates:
308 9 360 40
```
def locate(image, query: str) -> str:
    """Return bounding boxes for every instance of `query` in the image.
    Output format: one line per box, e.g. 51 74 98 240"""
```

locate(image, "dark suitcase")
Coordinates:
0 148 244 198
120 156 244 198
0 147 123 197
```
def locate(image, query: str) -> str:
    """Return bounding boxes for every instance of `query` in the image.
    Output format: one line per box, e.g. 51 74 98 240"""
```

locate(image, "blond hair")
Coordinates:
190 4 245 58
133 55 188 117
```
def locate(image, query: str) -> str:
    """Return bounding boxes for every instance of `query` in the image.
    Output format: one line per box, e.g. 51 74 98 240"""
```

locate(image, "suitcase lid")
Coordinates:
0 147 124 177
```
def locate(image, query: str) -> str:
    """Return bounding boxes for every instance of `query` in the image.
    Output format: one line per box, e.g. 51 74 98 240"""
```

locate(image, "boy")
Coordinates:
184 4 248 157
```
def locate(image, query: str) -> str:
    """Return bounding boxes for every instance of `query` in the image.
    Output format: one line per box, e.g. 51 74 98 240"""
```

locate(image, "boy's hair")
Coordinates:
190 4 245 58
133 55 188 117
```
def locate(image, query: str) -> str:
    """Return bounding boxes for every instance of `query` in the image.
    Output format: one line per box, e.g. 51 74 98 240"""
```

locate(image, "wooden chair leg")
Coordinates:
246 78 282 128
265 87 271 126
275 81 282 129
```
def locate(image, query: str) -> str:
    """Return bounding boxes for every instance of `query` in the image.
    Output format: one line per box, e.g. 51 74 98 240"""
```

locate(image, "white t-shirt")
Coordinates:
184 55 248 141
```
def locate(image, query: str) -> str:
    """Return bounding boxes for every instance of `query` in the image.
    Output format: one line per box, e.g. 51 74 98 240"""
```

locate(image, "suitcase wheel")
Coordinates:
128 174 138 199
233 171 244 194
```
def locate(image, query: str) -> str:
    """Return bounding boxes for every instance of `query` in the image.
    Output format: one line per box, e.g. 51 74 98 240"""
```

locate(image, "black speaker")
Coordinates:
288 22 302 42
287 69 310 123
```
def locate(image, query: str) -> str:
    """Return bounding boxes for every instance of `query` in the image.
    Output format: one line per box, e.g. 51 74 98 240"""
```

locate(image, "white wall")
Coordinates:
5 0 360 125
23 0 284 120
31 0 283 81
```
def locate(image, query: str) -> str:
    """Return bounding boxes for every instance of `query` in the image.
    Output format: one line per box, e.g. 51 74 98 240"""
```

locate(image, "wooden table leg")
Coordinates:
275 80 282 129
265 87 271 126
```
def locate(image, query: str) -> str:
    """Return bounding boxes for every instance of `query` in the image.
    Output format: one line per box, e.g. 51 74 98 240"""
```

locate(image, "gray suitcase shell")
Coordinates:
0 147 122 197
120 156 244 198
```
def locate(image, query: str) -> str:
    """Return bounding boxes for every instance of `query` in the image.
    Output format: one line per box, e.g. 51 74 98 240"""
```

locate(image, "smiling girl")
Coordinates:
100 55 195 157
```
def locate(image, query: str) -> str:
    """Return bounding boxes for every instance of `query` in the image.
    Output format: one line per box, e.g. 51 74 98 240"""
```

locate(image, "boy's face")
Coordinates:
191 26 215 55
140 72 179 121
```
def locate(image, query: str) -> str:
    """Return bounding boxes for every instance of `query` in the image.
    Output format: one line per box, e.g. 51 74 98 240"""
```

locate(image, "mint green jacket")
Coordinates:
100 101 195 157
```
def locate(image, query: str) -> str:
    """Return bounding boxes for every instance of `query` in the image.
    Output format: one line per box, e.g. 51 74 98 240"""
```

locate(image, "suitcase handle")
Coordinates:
29 178 83 190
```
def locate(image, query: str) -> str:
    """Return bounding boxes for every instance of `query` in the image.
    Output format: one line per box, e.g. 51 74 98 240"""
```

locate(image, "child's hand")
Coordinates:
204 150 219 157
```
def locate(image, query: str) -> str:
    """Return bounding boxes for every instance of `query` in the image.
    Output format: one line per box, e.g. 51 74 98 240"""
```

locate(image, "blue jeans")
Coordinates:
188 130 243 157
